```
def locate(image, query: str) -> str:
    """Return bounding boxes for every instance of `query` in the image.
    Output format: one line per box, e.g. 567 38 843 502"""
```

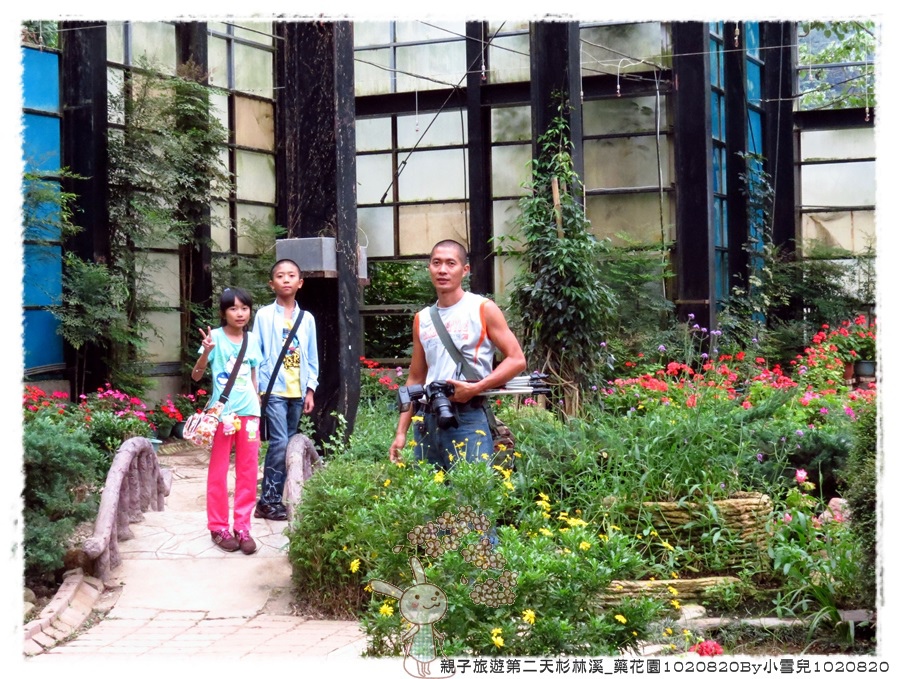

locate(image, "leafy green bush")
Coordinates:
841 400 877 609
22 410 106 579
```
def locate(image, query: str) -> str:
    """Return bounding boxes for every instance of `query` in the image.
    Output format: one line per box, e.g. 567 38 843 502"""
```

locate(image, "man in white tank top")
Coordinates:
389 240 526 470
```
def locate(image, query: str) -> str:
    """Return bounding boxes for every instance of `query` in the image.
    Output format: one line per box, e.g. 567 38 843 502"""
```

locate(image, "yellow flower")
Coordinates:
455 440 466 449
562 547 571 554
408 439 416 448
667 586 679 596
669 644 677 650
650 530 658 537
503 481 514 491
683 628 691 637
632 631 638 637
664 627 673 636
539 527 553 537
448 454 454 462
497 443 507 451
379 603 394 616
349 559 360 573
411 415 424 422
476 429 487 436
481 453 489 460
609 525 621 532
566 517 588 527
522 609 536 625
364 584 373 592
513 451 521 458
492 635 504 648
660 540 674 551
649 576 656 581
558 527 569 533
383 479 391 487
558 511 569 519
671 599 681 610
579 541 591 551
434 470 445 484
598 533 608 542
491 627 503 636
614 614 627 624
671 572 679 579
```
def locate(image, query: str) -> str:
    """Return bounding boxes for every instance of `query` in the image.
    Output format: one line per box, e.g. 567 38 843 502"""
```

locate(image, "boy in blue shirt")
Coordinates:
254 259 319 521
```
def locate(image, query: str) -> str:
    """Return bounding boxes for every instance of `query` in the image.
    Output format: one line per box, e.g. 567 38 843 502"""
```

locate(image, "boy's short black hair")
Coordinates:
430 239 468 265
270 258 303 279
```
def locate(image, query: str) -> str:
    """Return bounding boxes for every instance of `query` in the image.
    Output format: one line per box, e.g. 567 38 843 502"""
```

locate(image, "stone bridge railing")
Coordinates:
83 436 172 584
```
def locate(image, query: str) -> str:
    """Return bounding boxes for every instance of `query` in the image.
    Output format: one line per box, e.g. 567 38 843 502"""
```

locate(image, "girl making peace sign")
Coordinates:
191 287 263 554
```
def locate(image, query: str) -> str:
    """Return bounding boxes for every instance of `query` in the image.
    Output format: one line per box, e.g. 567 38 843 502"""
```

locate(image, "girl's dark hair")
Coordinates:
219 287 253 327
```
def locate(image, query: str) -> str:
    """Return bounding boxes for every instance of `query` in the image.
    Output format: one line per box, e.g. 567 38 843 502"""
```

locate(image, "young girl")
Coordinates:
192 287 264 555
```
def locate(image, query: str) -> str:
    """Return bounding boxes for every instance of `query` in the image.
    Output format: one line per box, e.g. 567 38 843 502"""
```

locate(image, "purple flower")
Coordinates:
701 353 709 359
720 483 726 489
756 453 764 462
819 407 829 415
688 313 695 321
751 337 759 344
658 345 666 352
591 385 598 391
795 430 804 437
701 327 708 333
600 342 607 348
396 366 404 376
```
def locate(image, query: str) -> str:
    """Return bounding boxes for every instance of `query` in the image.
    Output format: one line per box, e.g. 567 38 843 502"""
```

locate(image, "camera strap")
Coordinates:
429 304 480 382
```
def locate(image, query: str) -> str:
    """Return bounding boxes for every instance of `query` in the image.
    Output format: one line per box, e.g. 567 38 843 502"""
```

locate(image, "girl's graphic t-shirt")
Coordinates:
200 328 263 417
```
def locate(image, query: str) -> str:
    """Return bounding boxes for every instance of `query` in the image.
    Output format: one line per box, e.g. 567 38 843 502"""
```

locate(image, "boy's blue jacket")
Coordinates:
254 300 319 396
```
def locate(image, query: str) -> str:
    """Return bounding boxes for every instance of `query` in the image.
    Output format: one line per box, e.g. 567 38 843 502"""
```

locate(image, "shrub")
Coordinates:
22 410 107 580
841 400 877 609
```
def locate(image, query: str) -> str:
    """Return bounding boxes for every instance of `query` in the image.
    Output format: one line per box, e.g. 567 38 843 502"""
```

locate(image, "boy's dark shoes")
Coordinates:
254 502 288 521
211 528 240 552
234 529 258 555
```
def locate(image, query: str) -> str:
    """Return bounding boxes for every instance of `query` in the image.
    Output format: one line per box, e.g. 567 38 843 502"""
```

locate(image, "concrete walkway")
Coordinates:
24 440 376 668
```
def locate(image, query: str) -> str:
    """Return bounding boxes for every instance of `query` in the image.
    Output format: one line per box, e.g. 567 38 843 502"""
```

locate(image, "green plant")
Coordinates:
841 400 877 610
798 21 876 111
500 99 616 413
362 261 435 359
22 408 106 580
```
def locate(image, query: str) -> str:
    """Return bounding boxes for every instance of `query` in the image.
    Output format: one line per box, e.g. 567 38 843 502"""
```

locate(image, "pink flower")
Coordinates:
783 512 792 523
690 639 724 656
795 469 808 484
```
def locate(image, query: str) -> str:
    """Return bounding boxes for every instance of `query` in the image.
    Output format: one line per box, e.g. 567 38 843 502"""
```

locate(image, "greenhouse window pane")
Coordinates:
491 106 531 143
234 43 273 98
492 199 522 246
22 114 60 173
395 42 466 92
398 203 468 256
23 310 64 370
489 21 529 33
22 49 59 113
491 145 531 198
801 210 875 253
744 22 760 58
746 61 761 104
208 36 229 89
356 153 394 205
357 117 393 152
583 96 665 136
354 22 392 47
397 109 465 148
358 206 395 258
747 110 763 156
107 21 125 64
145 310 181 362
210 92 229 130
131 22 176 73
800 128 875 161
236 204 275 255
107 67 125 125
235 149 275 203
233 21 273 46
355 48 392 96
210 200 231 252
801 162 875 207
395 21 465 42
23 244 62 306
235 96 274 151
580 23 666 75
488 34 530 84
585 193 672 245
398 149 467 201
584 137 669 190
142 251 180 307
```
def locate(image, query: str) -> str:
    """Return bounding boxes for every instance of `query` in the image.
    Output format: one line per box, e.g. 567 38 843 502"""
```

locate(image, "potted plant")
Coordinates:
823 316 876 378
148 397 184 439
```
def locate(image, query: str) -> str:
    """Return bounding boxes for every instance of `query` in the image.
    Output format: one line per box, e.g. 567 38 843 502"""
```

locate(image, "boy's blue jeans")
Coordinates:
259 395 304 507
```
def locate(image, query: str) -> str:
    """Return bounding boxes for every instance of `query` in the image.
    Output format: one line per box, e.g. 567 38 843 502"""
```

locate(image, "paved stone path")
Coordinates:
24 441 371 667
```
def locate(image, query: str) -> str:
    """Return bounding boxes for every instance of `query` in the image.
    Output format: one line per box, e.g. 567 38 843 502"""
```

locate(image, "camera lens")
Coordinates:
432 395 458 429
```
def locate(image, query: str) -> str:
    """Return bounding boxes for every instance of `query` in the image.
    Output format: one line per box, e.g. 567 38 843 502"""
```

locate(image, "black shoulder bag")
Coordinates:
428 304 517 468
260 309 306 442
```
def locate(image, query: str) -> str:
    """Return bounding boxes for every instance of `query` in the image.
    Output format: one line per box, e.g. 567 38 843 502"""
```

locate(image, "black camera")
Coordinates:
397 380 458 429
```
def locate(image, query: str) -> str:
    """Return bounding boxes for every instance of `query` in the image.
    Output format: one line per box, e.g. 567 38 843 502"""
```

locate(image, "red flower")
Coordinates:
690 639 723 656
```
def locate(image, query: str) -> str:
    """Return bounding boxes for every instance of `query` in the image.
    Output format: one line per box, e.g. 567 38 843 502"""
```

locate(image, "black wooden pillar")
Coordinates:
175 22 213 389
672 22 715 330
60 20 109 392
761 21 797 253
724 21 750 293
274 21 361 446
465 21 493 294
529 21 584 185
